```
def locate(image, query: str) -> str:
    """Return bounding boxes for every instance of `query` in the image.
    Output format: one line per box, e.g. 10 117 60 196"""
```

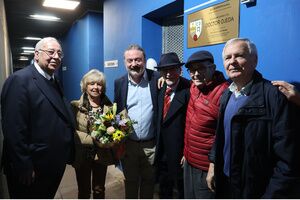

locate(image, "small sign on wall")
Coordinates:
187 0 240 48
104 60 118 68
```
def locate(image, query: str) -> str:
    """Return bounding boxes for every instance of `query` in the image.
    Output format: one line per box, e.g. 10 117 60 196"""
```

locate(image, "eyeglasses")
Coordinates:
187 64 214 74
39 49 64 59
160 67 180 73
187 67 207 74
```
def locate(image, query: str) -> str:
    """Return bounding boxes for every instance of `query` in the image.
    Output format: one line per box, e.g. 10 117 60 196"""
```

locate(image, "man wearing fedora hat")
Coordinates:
154 52 190 198
183 50 229 198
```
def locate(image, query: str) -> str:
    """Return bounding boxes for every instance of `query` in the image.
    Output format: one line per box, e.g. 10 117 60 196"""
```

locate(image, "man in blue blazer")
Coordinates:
114 44 159 198
1 37 75 198
154 52 190 198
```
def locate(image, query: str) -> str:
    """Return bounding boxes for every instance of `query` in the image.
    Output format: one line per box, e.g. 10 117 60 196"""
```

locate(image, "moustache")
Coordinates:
230 66 244 71
130 65 143 71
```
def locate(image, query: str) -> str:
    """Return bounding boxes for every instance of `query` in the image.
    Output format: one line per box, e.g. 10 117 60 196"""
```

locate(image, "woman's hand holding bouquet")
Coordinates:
89 103 136 148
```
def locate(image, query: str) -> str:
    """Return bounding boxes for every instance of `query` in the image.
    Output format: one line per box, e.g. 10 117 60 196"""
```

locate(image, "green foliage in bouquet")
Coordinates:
90 103 136 147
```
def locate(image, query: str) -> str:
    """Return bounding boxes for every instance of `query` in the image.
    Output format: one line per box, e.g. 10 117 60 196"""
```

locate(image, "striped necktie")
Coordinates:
163 87 172 120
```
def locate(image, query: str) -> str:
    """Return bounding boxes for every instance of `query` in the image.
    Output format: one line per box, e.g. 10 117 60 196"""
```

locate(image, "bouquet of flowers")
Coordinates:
90 103 136 148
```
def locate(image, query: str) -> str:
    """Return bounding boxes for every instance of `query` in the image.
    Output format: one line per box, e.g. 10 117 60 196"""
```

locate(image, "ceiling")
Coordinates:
4 0 103 68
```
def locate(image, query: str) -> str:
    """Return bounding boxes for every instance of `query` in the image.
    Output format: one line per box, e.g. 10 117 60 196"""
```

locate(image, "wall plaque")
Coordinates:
188 0 240 48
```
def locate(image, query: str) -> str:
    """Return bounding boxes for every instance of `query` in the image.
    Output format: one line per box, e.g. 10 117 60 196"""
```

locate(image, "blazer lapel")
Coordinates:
30 66 71 123
120 76 128 110
158 84 167 124
147 69 158 109
163 79 187 123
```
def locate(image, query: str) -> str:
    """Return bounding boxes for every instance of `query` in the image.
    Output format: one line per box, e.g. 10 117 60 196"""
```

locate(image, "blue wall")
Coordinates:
61 12 103 101
183 0 300 82
103 0 176 100
60 0 300 102
142 18 162 66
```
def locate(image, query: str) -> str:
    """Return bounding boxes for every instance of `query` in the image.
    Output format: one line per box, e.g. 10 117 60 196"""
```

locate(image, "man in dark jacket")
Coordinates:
1 37 75 198
207 38 300 198
154 52 190 198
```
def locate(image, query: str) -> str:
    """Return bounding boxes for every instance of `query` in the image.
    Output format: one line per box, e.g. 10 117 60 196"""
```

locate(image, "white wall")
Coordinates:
0 0 12 197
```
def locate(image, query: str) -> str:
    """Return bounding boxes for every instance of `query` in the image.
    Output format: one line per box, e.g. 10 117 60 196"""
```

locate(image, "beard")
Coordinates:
128 65 145 79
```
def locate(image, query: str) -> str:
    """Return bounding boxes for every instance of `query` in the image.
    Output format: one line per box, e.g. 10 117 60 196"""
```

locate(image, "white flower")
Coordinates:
106 126 115 135
91 130 100 138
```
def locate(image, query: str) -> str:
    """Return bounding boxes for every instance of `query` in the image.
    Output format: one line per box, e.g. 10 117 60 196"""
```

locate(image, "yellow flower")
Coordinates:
108 113 114 120
112 130 125 142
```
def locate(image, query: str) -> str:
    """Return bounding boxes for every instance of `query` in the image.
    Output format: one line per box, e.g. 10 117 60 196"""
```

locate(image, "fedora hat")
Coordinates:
185 50 214 68
155 52 185 70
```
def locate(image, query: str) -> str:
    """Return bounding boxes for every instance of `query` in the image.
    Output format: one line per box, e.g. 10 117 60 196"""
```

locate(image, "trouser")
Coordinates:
75 160 107 199
121 139 156 199
6 166 65 199
183 161 215 199
158 160 184 199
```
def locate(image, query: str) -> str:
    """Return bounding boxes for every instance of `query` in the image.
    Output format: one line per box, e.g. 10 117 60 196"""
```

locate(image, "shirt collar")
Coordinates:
34 62 54 80
128 69 148 85
166 78 180 92
229 80 253 98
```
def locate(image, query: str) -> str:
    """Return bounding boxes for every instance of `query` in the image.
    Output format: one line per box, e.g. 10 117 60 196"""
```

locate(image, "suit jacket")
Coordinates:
114 69 160 140
154 77 190 179
1 64 75 177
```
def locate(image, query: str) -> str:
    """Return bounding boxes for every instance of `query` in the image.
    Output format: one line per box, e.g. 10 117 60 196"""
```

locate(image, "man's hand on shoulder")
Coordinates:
157 77 165 89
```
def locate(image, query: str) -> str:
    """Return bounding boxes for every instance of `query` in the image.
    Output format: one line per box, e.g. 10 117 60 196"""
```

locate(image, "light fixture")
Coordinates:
23 50 35 54
241 0 256 4
22 47 35 50
29 14 61 21
24 37 42 41
19 56 29 61
20 52 33 55
43 0 80 10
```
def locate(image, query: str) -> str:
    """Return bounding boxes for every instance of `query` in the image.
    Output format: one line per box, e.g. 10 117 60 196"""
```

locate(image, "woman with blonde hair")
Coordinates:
71 69 112 199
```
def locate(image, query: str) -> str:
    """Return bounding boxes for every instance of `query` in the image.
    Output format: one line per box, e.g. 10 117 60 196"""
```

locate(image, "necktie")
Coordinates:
163 87 172 120
50 77 62 96
50 77 55 84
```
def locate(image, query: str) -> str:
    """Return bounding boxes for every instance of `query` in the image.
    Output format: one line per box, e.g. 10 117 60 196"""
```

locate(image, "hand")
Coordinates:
272 81 300 106
19 170 35 186
157 77 165 89
206 163 215 192
180 156 185 168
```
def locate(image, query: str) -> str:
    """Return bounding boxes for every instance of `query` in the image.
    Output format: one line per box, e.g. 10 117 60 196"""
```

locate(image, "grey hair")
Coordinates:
80 69 106 94
123 44 146 60
35 37 61 51
222 38 257 60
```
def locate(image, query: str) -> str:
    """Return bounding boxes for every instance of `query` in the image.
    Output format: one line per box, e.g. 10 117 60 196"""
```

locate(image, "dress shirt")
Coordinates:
34 62 54 81
166 78 180 102
228 80 253 98
126 72 154 141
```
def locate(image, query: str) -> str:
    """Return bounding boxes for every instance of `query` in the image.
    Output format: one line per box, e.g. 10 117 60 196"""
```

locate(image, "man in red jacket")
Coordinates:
183 50 229 198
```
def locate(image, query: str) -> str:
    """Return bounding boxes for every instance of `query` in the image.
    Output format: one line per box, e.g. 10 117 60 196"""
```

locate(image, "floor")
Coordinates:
1 164 160 199
54 165 125 199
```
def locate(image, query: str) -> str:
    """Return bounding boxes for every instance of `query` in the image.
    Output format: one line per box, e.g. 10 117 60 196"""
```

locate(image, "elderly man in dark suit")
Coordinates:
1 37 75 198
114 44 159 198
154 52 190 198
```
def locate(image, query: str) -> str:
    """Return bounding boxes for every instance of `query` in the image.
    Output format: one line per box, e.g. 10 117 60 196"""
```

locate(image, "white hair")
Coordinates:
35 37 61 50
222 38 257 60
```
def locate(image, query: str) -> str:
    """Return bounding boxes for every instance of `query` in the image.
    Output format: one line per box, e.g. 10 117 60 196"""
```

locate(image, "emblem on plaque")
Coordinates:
190 19 202 41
